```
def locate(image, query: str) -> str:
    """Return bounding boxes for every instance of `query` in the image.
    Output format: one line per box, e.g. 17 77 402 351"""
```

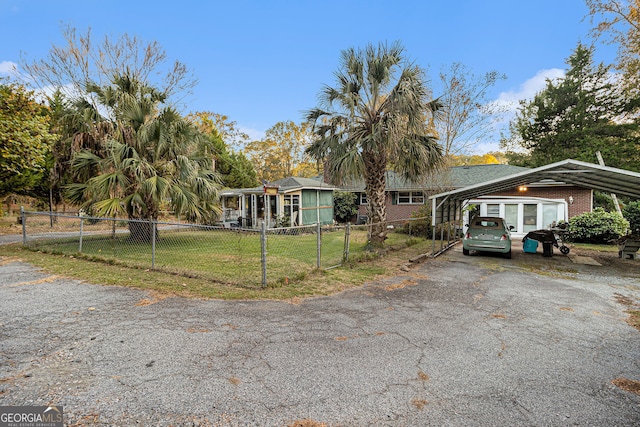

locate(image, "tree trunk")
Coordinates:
128 219 157 243
363 152 388 247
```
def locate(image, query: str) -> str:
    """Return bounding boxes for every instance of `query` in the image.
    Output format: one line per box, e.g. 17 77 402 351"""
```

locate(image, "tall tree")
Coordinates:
189 112 258 188
66 74 221 240
503 43 640 170
435 63 506 158
189 112 251 152
586 0 640 96
306 42 443 246
245 120 318 182
447 153 503 166
0 82 56 197
20 25 196 109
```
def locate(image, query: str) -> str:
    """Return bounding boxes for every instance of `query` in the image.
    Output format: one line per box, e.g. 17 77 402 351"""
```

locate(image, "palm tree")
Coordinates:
66 73 221 241
306 42 443 246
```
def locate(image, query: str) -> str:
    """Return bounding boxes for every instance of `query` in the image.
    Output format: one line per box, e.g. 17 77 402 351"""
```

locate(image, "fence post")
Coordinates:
317 222 322 269
343 223 351 263
20 206 26 245
151 220 156 269
79 216 84 252
261 221 267 288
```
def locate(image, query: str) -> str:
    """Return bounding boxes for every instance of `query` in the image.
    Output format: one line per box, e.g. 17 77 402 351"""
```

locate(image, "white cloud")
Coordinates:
469 69 566 155
473 140 502 154
240 126 265 142
492 68 565 116
0 61 19 76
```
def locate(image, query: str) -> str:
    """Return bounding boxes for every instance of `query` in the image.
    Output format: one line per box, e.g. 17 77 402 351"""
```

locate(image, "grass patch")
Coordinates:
0 232 438 300
572 242 619 253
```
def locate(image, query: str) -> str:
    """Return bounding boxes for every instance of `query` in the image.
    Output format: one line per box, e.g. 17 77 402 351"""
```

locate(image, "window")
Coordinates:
523 204 538 232
487 204 500 216
505 204 518 231
397 191 425 204
359 193 368 205
543 204 558 228
284 195 300 226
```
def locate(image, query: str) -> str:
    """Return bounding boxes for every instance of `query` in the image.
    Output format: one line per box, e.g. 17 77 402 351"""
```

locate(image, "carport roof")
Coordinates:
429 159 640 203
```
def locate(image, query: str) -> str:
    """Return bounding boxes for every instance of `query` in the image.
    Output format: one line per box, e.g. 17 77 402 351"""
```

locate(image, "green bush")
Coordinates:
401 204 431 237
333 191 358 223
623 201 640 233
568 208 629 244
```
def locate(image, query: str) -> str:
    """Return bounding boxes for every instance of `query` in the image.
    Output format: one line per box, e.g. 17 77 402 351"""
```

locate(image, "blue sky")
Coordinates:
0 0 616 153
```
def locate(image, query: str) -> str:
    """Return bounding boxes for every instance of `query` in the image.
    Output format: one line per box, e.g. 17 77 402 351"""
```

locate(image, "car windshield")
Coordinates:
473 220 501 228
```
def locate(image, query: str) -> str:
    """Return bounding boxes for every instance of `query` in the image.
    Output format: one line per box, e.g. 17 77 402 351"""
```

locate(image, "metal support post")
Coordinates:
261 221 267 288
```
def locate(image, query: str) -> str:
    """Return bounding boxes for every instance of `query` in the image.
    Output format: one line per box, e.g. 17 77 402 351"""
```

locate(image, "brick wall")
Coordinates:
356 193 428 222
355 185 593 222
490 185 592 218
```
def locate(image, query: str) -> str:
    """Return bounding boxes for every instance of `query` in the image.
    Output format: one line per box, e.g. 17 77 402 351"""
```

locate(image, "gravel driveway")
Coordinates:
1 244 639 426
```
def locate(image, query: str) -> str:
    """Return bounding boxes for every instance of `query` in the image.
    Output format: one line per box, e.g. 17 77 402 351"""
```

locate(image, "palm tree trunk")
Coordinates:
128 219 158 243
128 200 159 243
363 152 387 247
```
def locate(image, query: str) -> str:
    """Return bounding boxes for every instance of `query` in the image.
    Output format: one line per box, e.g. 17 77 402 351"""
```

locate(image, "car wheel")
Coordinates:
463 248 470 256
503 250 512 259
560 246 570 255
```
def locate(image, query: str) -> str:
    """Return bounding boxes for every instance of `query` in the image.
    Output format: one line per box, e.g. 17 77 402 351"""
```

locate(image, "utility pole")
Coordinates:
596 151 623 216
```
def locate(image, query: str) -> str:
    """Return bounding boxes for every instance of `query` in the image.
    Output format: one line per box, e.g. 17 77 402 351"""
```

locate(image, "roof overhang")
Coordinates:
429 159 640 203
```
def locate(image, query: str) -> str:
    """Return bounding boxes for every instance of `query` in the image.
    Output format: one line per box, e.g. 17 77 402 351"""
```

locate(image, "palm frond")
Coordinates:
92 198 125 218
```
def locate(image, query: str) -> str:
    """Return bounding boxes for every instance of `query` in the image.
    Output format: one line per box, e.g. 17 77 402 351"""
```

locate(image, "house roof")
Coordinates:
273 176 336 192
444 164 530 187
337 164 529 192
430 159 640 205
221 176 335 196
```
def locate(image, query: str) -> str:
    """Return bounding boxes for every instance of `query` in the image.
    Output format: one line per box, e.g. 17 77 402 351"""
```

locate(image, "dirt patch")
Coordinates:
418 371 430 381
503 244 640 279
411 398 428 410
572 248 640 277
134 291 170 307
7 275 62 287
614 293 640 332
612 377 640 395
384 279 417 291
615 293 635 306
0 256 21 266
287 420 327 427
186 328 210 333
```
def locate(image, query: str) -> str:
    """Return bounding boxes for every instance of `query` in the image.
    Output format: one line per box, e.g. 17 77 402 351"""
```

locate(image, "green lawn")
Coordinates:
4 214 445 298
23 226 380 287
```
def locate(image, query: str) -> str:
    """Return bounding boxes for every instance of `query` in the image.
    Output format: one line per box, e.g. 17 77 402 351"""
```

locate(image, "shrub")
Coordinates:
333 191 358 223
401 204 431 237
623 201 640 234
568 208 629 244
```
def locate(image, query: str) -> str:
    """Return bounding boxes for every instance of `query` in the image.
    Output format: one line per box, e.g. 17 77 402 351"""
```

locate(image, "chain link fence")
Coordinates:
18 209 450 287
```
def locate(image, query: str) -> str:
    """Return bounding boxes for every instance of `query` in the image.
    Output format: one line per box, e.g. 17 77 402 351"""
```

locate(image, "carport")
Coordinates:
429 159 640 255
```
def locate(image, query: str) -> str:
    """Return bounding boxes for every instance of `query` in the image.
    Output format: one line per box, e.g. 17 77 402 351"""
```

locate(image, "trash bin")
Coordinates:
523 237 538 253
542 242 553 257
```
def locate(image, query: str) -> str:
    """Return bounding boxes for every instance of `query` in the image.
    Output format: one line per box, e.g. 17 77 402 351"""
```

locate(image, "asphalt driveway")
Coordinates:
0 243 639 426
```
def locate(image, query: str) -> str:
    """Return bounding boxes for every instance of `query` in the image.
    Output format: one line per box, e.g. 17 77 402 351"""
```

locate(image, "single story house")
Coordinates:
219 177 335 229
430 159 640 240
335 163 597 238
